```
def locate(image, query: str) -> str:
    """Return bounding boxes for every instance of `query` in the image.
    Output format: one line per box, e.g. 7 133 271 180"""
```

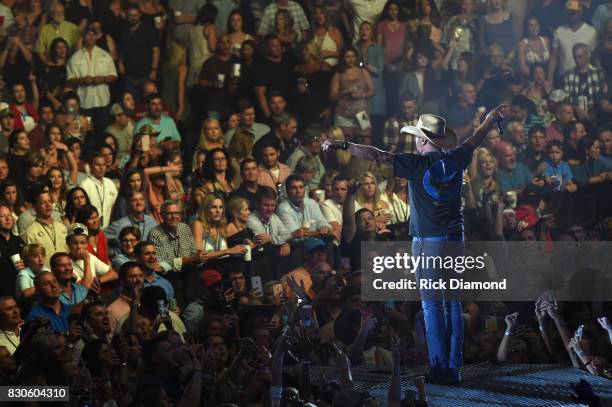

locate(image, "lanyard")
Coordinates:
129 215 145 236
37 220 57 249
1 329 17 349
93 177 105 211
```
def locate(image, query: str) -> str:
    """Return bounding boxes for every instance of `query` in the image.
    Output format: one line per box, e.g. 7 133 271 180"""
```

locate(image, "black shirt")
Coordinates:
199 54 240 111
0 233 25 297
120 21 160 78
394 143 474 237
253 55 297 100
447 103 476 130
517 148 546 172
231 184 258 210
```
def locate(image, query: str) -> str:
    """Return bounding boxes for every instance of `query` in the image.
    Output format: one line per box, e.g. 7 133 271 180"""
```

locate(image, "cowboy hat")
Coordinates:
400 114 458 150
134 123 160 137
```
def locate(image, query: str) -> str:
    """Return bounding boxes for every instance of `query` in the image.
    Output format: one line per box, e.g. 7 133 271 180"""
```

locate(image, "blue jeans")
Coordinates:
412 231 464 378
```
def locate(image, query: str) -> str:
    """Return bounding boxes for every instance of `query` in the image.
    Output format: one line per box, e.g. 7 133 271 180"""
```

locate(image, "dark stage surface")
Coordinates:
307 364 612 406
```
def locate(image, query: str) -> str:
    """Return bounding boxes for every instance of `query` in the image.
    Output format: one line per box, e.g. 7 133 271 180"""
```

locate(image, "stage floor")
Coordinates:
310 364 612 406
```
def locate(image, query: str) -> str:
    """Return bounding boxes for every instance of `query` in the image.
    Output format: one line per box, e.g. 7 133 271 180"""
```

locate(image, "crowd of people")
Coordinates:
0 0 609 405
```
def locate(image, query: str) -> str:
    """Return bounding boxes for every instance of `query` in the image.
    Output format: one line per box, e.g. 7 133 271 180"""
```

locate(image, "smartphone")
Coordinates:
576 324 585 341
141 134 150 151
251 276 263 296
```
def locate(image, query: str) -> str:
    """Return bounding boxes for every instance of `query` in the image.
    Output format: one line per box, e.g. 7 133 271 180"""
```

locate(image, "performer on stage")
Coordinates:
324 105 505 384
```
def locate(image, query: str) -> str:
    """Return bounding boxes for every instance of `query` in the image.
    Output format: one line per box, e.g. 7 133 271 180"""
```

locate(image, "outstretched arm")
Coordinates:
463 105 505 150
323 140 394 165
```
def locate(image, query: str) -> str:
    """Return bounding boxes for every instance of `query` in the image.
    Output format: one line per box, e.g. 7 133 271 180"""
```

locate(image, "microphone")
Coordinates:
494 112 504 135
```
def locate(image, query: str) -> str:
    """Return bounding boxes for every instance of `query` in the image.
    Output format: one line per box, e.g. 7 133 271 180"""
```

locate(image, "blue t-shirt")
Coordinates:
26 302 72 334
496 162 534 192
394 143 474 237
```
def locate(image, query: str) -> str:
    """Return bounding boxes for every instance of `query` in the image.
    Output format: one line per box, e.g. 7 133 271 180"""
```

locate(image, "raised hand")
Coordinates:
597 316 611 332
504 312 519 331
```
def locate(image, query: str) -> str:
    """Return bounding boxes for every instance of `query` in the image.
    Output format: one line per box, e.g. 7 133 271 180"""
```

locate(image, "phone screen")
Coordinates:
251 276 263 296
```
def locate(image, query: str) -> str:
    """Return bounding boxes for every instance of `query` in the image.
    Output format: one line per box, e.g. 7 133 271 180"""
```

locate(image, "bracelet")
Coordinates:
342 141 349 150
504 330 513 336
576 350 586 358
584 359 594 367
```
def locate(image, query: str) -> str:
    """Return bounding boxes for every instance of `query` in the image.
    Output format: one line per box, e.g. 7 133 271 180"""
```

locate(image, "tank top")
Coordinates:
188 24 212 87
315 31 339 66
523 36 550 65
336 70 368 117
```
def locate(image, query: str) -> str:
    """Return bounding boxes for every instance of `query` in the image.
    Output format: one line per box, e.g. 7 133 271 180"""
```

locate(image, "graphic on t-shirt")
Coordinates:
422 159 462 202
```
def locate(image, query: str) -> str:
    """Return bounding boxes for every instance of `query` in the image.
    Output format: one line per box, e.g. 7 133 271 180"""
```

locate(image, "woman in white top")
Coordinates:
15 244 49 300
518 16 550 78
191 193 247 266
187 4 217 87
307 6 343 71
227 10 254 56
380 177 410 226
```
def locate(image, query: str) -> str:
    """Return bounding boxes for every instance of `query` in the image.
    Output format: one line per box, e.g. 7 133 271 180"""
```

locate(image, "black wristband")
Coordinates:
342 141 349 150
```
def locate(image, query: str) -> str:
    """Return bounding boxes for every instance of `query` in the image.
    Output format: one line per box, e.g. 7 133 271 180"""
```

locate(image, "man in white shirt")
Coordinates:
79 151 118 228
0 0 15 32
0 296 20 354
67 26 117 136
66 223 118 287
320 175 349 243
548 0 597 80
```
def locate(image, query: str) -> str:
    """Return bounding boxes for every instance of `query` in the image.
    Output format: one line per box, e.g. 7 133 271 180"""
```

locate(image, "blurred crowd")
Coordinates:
0 0 609 405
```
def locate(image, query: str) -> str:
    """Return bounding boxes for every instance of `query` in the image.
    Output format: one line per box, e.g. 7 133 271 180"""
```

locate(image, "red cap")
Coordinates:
202 269 223 288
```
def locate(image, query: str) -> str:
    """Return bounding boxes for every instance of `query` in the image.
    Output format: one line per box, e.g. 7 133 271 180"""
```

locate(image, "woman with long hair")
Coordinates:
39 124 66 172
353 172 391 230
356 21 386 127
21 151 45 204
0 180 24 233
114 168 145 220
197 118 225 152
466 148 500 209
522 62 552 120
398 47 444 115
571 138 612 187
37 38 68 109
191 193 247 269
27 0 48 27
228 128 254 182
45 167 67 218
274 9 299 50
381 176 410 226
225 196 255 248
517 16 550 78
187 3 217 87
306 6 343 72
75 204 110 264
64 186 91 225
161 39 188 121
376 0 406 114
227 9 254 55
330 46 375 145
235 39 256 102
202 148 234 198
159 150 185 204
479 0 517 62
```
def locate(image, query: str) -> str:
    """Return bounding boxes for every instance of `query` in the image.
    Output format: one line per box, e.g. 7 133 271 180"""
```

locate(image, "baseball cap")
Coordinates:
304 238 325 252
0 108 12 119
109 103 124 116
66 223 89 238
202 269 223 288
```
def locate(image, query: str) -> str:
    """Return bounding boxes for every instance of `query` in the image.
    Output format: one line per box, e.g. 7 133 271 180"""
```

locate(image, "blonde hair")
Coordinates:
325 127 351 167
227 196 248 220
166 40 186 67
23 243 45 259
228 128 254 161
356 171 383 208
196 192 227 235
475 148 498 177
197 119 222 151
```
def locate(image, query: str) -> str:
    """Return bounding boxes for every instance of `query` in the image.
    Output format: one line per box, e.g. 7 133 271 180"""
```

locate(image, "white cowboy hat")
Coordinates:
400 114 458 150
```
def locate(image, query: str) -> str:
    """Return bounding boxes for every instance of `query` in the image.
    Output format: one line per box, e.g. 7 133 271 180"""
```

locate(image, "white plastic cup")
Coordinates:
217 73 225 82
477 106 486 114
303 220 314 231
232 63 241 77
10 254 21 267
244 245 252 262
550 175 561 191
314 189 325 202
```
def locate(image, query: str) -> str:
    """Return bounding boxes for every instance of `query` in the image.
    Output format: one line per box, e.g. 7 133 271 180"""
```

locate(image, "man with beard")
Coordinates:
183 269 227 335
105 191 158 255
493 141 544 193
134 241 174 302
281 238 327 301
107 261 144 333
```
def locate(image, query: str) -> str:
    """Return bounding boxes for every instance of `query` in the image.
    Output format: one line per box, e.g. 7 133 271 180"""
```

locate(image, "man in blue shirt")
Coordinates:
325 106 505 385
134 241 174 301
25 272 73 334
50 252 89 306
135 94 181 150
105 190 158 255
494 141 544 193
